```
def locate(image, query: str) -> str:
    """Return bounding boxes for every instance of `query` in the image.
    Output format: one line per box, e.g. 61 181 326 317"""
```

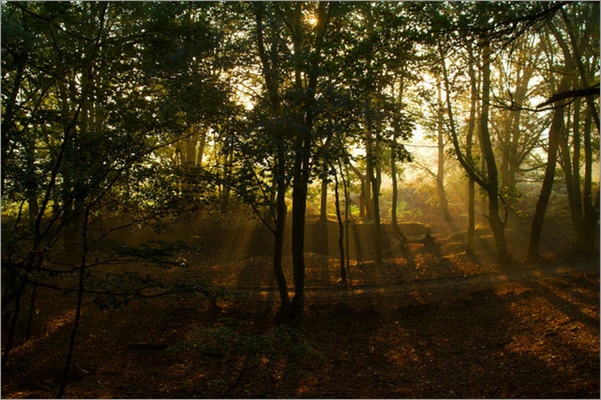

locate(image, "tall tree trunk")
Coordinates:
390 136 400 232
465 44 479 254
253 3 290 316
289 1 315 317
436 81 452 222
319 175 328 222
344 163 351 273
560 6 601 133
390 102 398 232
480 41 511 263
290 135 309 316
527 79 567 262
366 134 383 263
550 9 599 255
441 40 509 262
333 164 346 282
391 75 407 240
349 163 369 220
273 139 291 315
361 175 370 220
365 137 376 222
197 128 207 167
582 105 598 252
558 99 587 254
25 136 40 338
500 61 533 191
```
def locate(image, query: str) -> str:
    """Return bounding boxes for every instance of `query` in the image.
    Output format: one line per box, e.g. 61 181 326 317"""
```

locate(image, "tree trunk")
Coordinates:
333 166 346 282
442 40 509 263
582 104 598 253
253 3 291 317
273 139 291 315
290 134 310 317
480 41 511 264
390 138 399 232
365 125 383 263
436 81 452 222
365 137 376 223
549 10 599 255
390 85 403 235
349 163 369 220
500 61 533 191
360 175 368 219
465 45 479 254
344 163 351 273
558 100 587 254
527 79 567 262
319 175 328 222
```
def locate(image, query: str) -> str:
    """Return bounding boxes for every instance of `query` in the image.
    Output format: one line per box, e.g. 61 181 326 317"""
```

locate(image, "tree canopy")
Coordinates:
1 0 599 328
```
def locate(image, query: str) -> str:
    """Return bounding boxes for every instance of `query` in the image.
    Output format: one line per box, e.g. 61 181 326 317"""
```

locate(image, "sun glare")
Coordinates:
305 14 318 27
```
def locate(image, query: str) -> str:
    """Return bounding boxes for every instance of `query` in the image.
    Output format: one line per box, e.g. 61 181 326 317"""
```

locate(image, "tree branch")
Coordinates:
537 84 600 108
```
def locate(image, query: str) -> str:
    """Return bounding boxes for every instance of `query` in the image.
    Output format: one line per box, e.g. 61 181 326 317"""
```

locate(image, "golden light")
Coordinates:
305 14 318 27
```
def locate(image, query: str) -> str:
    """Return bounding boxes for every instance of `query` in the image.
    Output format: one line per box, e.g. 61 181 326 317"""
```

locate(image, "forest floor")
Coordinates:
2 232 599 399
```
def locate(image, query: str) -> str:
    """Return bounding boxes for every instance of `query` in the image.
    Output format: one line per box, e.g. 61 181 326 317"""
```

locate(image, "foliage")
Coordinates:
1 0 598 362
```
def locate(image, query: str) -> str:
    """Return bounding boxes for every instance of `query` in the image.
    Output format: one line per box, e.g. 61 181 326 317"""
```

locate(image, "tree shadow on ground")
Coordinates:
286 270 599 398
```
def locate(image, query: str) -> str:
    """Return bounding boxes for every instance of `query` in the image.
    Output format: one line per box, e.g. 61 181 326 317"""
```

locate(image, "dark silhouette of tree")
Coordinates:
1 2 230 384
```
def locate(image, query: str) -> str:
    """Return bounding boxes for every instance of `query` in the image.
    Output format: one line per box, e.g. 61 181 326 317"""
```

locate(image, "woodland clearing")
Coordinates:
1 226 599 399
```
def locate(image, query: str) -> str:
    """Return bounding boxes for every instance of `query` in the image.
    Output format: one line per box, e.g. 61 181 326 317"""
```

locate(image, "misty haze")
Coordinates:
2 1 599 398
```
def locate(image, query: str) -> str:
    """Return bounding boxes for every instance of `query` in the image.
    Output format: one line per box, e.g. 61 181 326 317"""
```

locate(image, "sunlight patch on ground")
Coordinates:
44 309 76 335
7 390 36 399
13 309 76 356
504 287 599 369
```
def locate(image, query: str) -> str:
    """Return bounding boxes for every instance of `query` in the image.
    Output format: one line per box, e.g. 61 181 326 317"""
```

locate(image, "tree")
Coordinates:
390 72 415 235
435 79 453 223
528 77 568 262
545 2 600 255
332 2 416 260
479 38 512 263
1 1 229 376
492 33 546 195
430 1 566 263
236 1 341 319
